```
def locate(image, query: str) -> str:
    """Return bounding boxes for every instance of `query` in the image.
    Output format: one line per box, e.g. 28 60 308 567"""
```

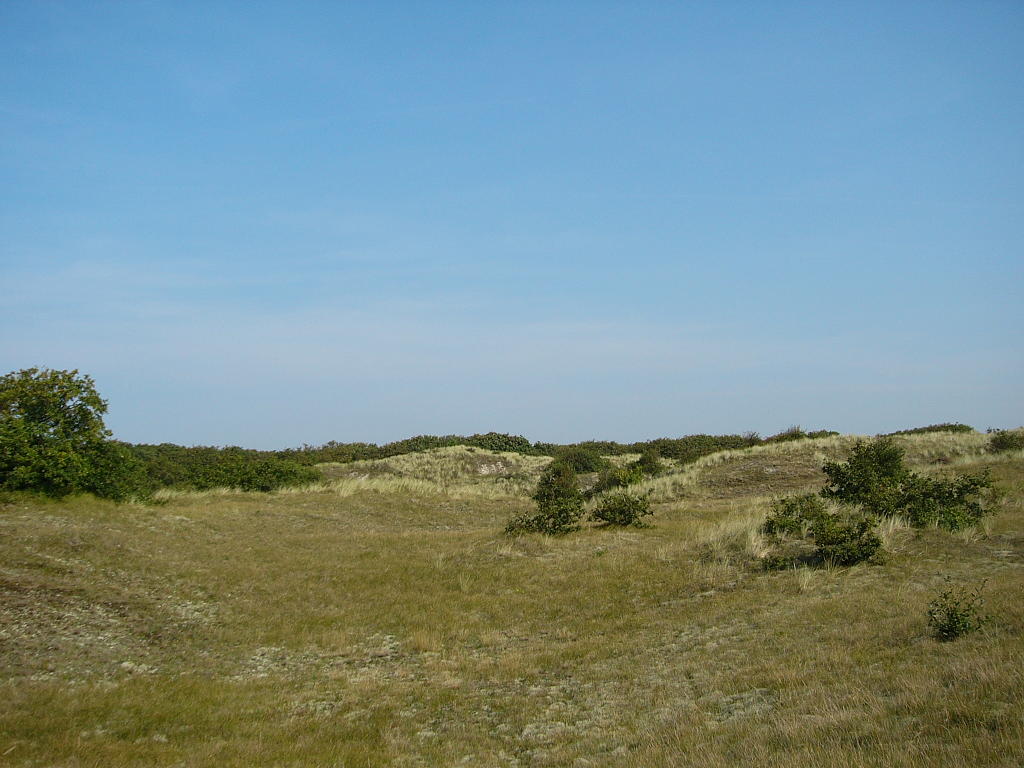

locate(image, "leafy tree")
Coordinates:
0 367 142 499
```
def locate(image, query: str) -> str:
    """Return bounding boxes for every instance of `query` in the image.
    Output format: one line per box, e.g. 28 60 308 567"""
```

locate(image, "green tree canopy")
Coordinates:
0 367 140 499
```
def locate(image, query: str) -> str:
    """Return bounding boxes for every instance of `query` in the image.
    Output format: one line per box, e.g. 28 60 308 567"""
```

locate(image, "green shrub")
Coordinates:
467 432 536 454
590 465 644 496
82 441 152 501
763 426 837 443
766 426 808 443
630 448 664 477
900 472 992 531
821 439 909 517
553 447 609 474
127 444 321 493
643 434 753 463
821 439 993 532
927 580 988 641
810 513 882 566
805 429 840 439
988 429 1024 453
591 491 652 527
505 463 584 535
886 423 975 436
761 494 828 536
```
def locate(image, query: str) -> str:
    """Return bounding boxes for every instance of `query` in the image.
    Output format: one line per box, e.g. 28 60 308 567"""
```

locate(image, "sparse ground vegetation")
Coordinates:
2 417 1023 766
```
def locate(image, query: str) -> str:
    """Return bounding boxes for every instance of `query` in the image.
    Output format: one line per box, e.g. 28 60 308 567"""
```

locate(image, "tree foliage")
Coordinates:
0 368 142 499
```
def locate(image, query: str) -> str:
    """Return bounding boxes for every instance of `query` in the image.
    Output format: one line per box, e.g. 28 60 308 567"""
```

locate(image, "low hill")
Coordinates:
1 431 1021 766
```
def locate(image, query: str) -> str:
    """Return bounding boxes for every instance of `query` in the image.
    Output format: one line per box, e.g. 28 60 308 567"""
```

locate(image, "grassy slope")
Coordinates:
1 436 1022 767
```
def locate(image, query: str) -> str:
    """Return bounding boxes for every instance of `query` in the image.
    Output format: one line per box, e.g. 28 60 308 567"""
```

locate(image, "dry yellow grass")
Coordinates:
1 435 1022 766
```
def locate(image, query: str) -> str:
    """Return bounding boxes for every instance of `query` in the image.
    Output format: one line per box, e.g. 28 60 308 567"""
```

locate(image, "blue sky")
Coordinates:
2 1 1022 448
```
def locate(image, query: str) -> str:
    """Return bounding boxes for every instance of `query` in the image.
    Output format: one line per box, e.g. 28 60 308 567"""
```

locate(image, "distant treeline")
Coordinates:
1 366 985 501
124 427 845 493
275 426 841 466
122 424 981 494
883 423 975 436
125 444 322 493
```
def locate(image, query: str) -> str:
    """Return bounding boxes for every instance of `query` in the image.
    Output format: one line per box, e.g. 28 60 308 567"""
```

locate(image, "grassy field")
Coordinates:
2 434 1022 766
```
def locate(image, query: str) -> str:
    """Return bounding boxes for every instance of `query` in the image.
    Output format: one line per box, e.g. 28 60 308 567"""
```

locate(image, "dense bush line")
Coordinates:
127 444 321 493
883 423 975 436
275 427 845 469
8 366 1004 504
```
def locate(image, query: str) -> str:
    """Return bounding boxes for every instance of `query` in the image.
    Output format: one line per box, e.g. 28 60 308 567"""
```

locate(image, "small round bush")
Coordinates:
591 492 652 527
927 580 988 641
554 447 609 474
761 494 828 536
810 514 882 566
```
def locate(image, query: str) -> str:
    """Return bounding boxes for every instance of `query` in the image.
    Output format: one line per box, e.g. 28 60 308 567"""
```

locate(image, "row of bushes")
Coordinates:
275 428 843 468
126 444 322 493
884 422 976 436
132 425 1017 499
275 432 538 465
